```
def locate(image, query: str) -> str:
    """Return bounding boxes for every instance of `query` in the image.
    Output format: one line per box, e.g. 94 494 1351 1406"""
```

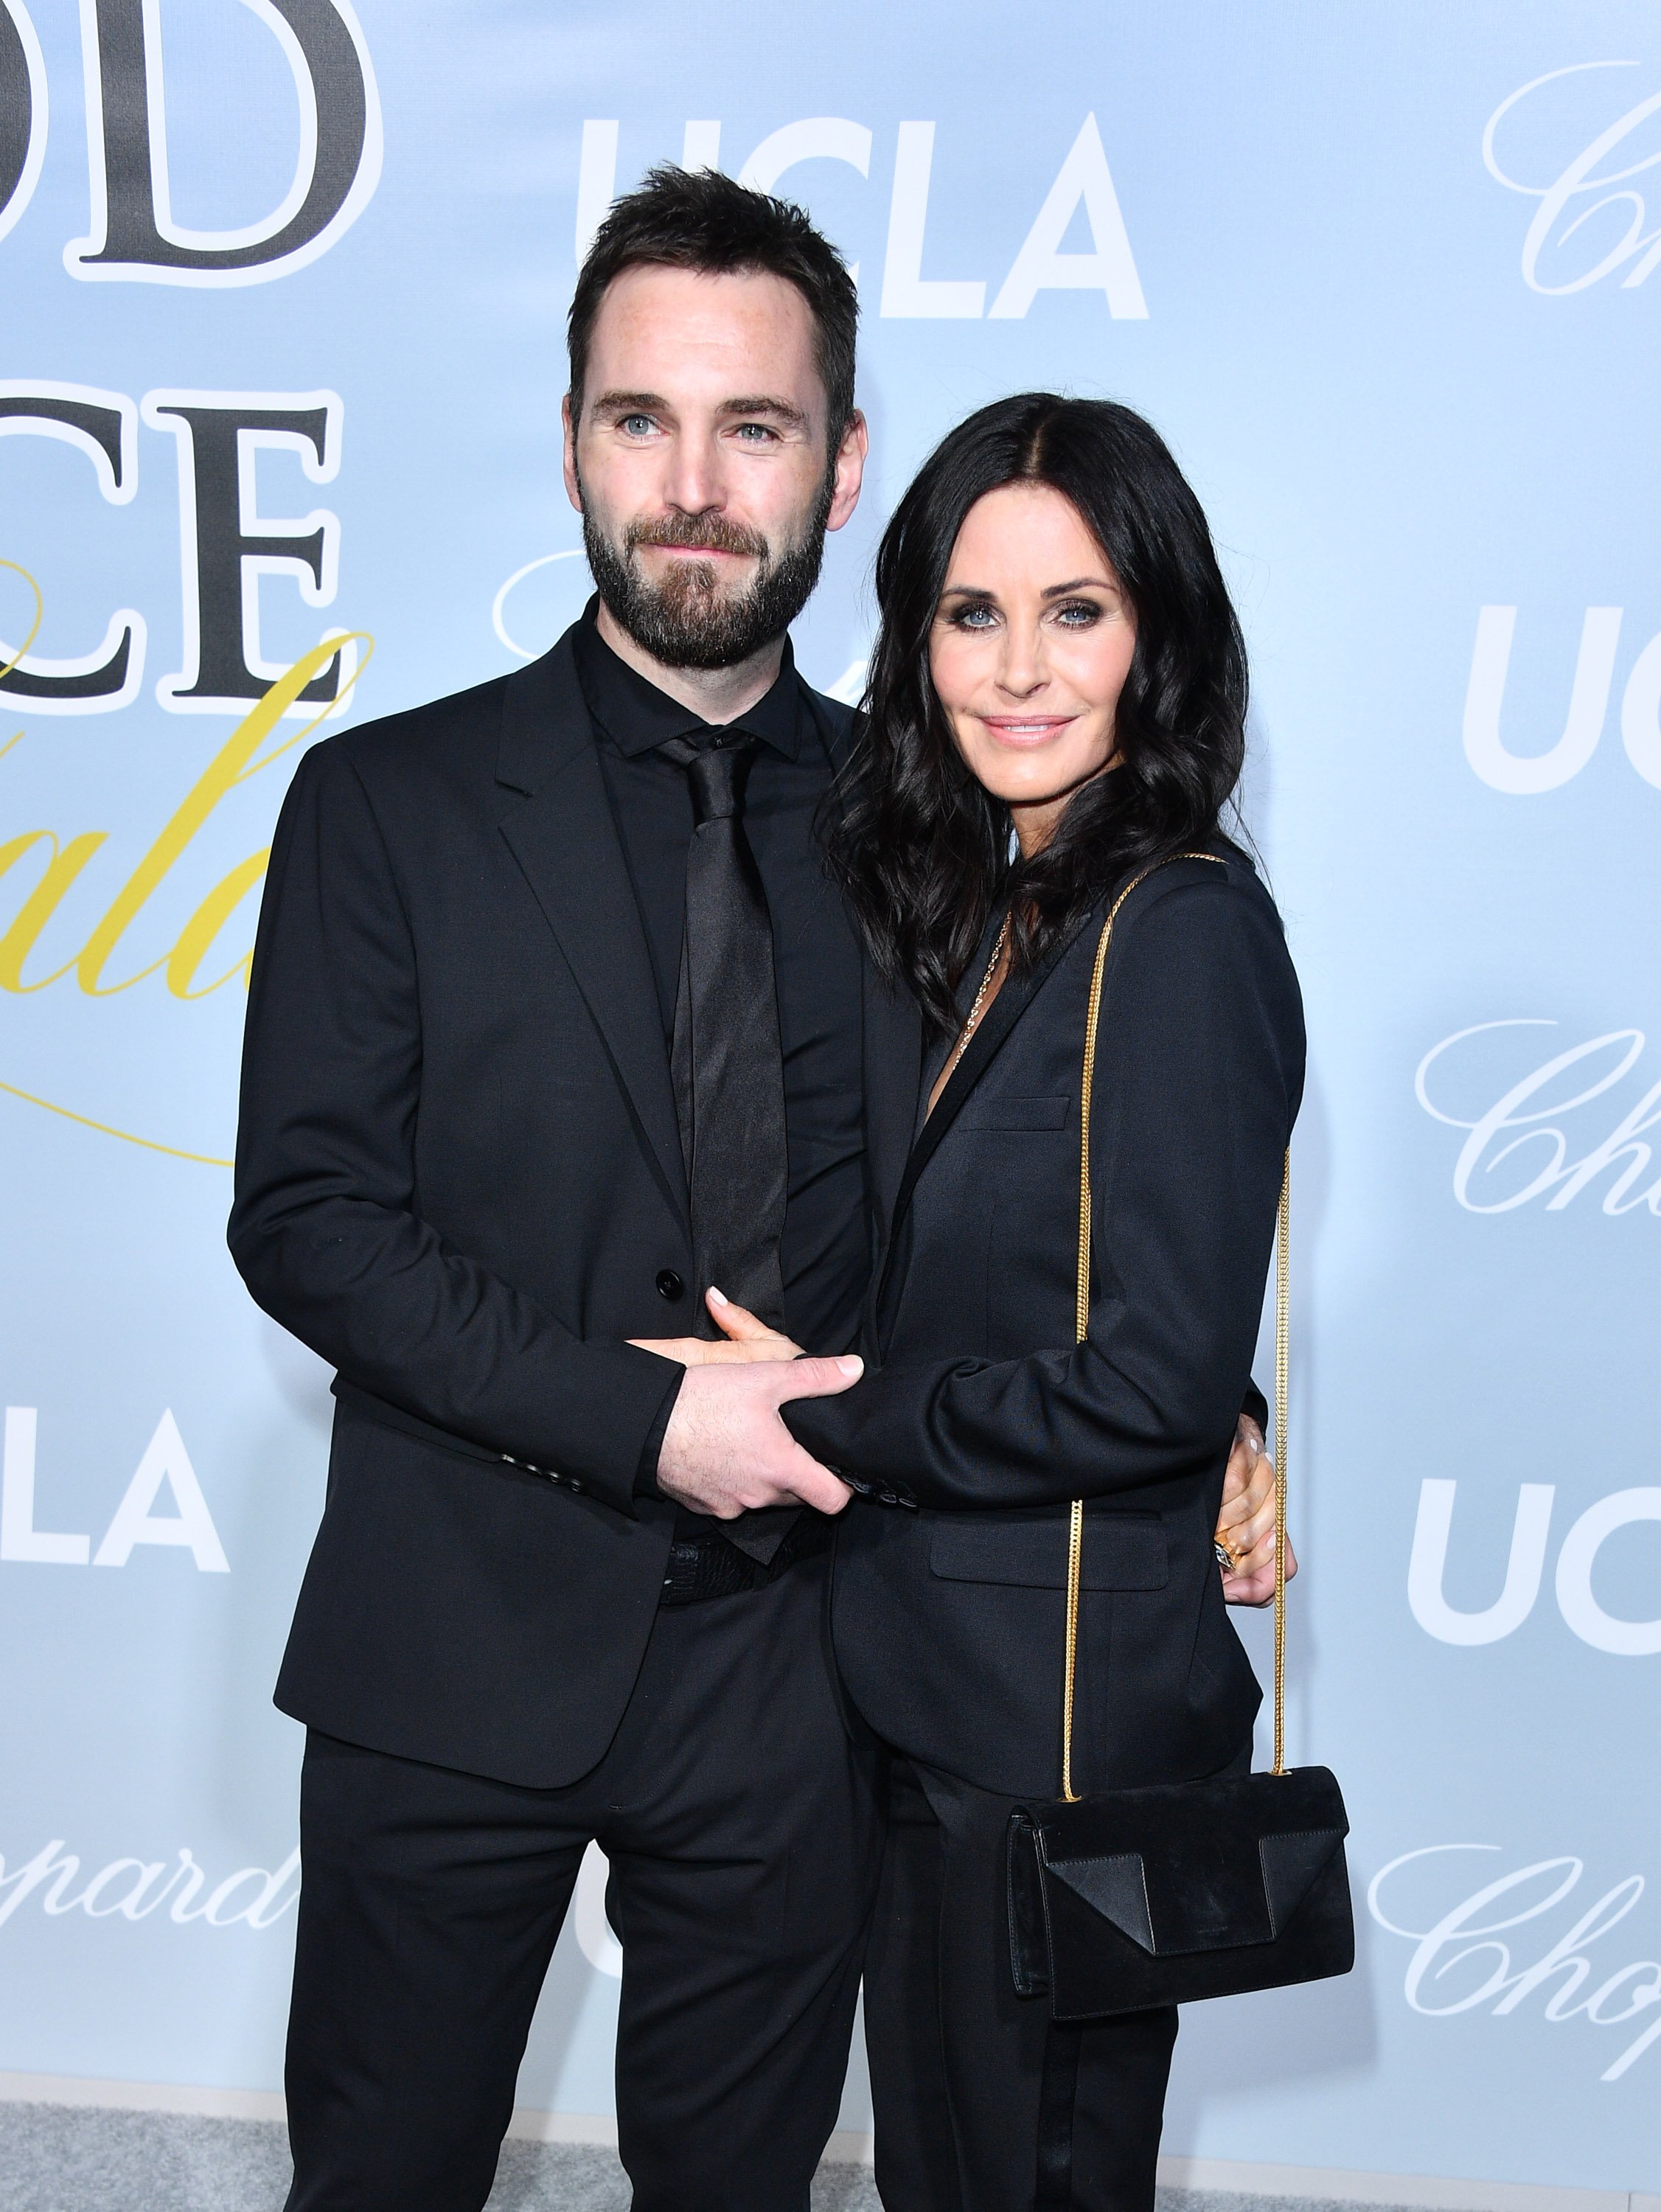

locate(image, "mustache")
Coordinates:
624 512 770 563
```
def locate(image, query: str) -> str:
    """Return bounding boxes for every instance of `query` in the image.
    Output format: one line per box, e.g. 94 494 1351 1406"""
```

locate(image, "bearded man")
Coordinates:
230 165 1276 2212
231 166 886 2212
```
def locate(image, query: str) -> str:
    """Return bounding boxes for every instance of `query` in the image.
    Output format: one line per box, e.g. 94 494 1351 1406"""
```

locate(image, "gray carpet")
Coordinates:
0 2108 875 2210
0 2102 1391 2211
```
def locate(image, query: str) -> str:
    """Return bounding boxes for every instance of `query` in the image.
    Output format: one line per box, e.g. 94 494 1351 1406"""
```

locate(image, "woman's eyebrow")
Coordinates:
939 583 996 599
1042 577 1114 597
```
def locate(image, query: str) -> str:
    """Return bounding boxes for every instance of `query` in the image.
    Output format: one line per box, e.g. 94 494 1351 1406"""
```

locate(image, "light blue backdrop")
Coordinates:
1 1 1657 2191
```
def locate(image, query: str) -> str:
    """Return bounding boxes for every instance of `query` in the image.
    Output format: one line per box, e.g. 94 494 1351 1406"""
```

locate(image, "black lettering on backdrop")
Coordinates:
142 393 343 710
69 0 381 284
0 384 144 709
0 1 45 245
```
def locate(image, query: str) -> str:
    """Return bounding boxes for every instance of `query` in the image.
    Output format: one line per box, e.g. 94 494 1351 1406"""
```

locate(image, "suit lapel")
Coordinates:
863 961 923 1250
888 907 1093 1234
496 636 689 1220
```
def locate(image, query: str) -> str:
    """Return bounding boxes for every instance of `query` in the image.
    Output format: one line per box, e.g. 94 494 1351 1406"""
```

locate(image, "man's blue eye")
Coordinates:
621 415 654 436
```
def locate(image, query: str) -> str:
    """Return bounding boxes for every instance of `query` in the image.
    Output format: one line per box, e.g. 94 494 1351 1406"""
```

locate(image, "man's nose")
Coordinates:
661 434 722 518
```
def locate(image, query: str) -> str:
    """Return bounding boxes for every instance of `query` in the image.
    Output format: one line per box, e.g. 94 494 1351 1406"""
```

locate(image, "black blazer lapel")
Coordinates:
863 961 923 1252
495 636 689 1220
888 908 1093 1234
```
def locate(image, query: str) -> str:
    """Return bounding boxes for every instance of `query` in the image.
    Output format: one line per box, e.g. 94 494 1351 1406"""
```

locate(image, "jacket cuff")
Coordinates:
1242 1377 1269 1436
515 1342 685 1519
633 1366 684 1500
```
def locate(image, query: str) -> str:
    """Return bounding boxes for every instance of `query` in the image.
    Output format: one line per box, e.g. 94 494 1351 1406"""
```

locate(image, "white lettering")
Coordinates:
574 119 619 263
1555 1489 1661 1655
739 116 870 198
1 1407 89 1565
1369 1845 1661 2080
880 122 983 319
1618 628 1661 787
989 113 1146 321
681 121 720 173
203 1847 301 1928
93 1408 229 1571
0 1840 296 1930
77 1857 169 1919
1462 605 1621 793
1407 1479 1553 1644
0 1840 77 1925
1484 63 1661 295
1415 1020 1661 1217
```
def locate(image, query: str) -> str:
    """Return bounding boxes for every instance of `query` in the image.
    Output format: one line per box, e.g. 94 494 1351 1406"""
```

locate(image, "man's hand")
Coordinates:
656 1356 860 1519
1216 1415 1298 1608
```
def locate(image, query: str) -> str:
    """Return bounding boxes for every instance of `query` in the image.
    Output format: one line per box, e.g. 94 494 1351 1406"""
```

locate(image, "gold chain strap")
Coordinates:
1061 855 1289 1801
1272 1144 1290 1776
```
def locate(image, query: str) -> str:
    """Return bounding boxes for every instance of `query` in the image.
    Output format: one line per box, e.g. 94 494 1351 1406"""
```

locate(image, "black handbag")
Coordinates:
1006 858 1355 2024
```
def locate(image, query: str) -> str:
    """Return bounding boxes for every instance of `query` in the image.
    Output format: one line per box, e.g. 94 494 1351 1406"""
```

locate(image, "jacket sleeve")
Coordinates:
784 876 1303 1512
227 741 680 1518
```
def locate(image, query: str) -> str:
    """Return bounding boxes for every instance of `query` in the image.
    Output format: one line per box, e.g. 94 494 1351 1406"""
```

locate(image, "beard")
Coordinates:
579 465 835 672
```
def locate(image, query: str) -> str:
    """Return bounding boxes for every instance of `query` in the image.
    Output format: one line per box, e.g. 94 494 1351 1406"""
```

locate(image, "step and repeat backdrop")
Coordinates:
1 0 1657 2191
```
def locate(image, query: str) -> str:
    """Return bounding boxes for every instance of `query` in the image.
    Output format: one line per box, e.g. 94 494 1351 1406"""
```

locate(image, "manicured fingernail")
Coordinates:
707 1285 728 1306
838 1357 863 1378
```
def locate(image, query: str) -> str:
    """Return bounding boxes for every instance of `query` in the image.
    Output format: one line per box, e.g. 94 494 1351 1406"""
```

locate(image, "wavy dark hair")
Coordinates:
824 394 1248 1032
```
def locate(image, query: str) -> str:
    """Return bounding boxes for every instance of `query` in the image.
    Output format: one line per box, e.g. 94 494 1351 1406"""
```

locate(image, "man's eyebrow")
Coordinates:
591 389 671 416
717 395 809 430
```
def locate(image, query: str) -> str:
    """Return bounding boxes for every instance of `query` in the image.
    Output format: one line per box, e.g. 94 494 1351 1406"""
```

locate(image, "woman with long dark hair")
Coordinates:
658 393 1303 2208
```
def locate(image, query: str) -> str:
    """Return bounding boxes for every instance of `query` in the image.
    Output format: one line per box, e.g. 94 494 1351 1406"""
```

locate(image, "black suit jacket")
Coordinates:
787 849 1305 1798
229 627 922 1788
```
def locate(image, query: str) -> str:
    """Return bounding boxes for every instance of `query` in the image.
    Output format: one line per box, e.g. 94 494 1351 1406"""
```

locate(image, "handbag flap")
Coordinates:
1034 1768 1348 1958
1048 1852 1155 1951
1260 1826 1347 1935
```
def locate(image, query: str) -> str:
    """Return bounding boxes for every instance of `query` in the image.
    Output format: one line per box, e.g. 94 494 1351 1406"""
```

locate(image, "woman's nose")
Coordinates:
995 625 1046 696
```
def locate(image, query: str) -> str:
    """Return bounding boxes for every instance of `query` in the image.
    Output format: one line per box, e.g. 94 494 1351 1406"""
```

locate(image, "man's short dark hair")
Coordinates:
568 164 859 447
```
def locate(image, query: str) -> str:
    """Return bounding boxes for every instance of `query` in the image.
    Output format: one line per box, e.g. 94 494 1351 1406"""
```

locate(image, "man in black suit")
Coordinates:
230 168 915 2212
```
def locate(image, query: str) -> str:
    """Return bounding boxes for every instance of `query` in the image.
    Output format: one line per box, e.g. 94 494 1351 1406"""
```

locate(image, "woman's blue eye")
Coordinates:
951 603 997 629
1054 601 1101 625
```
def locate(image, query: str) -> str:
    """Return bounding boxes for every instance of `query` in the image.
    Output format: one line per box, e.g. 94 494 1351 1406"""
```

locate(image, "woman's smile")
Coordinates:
977 712 1079 745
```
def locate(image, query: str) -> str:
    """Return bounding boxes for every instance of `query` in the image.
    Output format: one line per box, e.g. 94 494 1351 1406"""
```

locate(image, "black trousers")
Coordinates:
865 1758 1177 2212
282 1553 881 2212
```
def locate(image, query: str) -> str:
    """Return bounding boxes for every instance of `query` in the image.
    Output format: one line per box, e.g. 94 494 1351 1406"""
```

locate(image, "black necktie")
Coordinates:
660 733 790 1338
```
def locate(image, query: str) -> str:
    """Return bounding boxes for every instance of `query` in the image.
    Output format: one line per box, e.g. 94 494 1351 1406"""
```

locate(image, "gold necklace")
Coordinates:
940 911 1011 1093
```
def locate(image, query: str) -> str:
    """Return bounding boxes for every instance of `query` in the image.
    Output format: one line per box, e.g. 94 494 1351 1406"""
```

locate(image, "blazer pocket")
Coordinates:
956 1093 1071 1133
930 1516 1169 1591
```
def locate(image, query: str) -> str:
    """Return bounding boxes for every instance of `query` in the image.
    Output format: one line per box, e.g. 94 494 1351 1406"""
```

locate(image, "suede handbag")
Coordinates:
1006 857 1355 2023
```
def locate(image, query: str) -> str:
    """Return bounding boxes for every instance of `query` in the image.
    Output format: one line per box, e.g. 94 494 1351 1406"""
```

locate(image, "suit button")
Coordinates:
655 1270 685 1302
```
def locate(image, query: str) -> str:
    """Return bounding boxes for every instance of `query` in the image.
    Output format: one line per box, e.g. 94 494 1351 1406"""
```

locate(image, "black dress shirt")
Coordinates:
574 605 870 1363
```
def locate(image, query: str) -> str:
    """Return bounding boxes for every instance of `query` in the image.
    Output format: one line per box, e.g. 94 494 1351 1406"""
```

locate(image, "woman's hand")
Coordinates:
630 1286 807 1367
1216 1415 1298 1607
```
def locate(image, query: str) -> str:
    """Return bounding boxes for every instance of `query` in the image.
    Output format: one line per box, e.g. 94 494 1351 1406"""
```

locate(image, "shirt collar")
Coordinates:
574 597 804 760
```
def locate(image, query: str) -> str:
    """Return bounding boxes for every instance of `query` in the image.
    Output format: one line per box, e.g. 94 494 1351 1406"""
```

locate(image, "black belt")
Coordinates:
659 1512 835 1607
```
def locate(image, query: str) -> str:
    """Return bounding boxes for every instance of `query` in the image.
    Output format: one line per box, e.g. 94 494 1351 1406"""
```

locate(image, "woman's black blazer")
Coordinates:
785 845 1306 1798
